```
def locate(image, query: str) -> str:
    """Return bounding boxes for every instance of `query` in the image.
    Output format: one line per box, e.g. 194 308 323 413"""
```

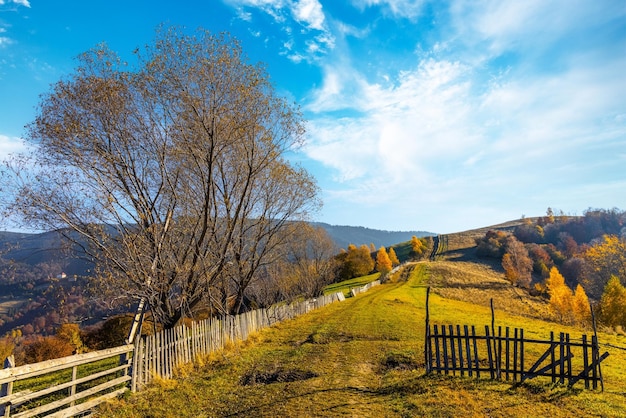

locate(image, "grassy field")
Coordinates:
97 259 626 418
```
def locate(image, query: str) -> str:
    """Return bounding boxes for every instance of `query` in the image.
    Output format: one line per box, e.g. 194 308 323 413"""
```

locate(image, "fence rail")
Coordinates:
0 344 133 418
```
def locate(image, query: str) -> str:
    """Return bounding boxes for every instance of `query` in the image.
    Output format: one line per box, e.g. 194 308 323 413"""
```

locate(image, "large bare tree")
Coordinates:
4 26 320 329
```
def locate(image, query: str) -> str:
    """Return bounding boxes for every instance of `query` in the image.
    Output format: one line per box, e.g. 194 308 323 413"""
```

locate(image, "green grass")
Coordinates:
97 263 626 418
323 272 381 297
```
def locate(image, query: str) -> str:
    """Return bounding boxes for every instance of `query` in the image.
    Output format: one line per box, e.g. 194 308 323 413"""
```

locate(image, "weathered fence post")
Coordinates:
1 355 15 416
424 287 431 374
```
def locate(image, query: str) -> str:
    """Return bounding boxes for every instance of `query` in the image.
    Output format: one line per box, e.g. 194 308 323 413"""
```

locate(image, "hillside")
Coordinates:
98 259 626 417
0 224 434 281
312 222 435 249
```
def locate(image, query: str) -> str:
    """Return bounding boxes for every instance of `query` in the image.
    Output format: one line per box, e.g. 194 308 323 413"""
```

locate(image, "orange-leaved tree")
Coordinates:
545 267 574 324
598 275 626 328
583 235 626 299
572 284 592 326
376 247 392 276
388 247 400 266
410 236 426 259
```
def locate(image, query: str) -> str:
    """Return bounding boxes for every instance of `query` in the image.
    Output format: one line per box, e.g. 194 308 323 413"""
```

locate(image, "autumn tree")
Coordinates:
56 323 86 354
388 247 400 266
337 244 374 280
2 27 319 329
545 267 574 324
410 236 427 259
583 235 626 299
572 284 591 325
0 336 15 362
253 224 338 302
501 236 533 288
598 275 626 328
375 247 392 276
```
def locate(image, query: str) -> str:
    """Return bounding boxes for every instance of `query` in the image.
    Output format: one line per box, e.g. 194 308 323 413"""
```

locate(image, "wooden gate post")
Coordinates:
1 355 15 417
424 287 431 374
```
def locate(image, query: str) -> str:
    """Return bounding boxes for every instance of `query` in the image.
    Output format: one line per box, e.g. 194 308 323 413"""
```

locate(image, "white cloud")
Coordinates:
0 0 30 7
224 0 334 61
450 0 626 57
302 43 625 231
352 0 428 19
0 134 28 161
292 0 325 30
0 36 13 47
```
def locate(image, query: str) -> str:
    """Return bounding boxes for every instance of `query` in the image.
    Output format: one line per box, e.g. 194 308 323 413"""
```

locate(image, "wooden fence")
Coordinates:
423 288 609 389
0 283 372 417
132 291 345 389
0 344 133 418
425 324 609 389
349 280 380 297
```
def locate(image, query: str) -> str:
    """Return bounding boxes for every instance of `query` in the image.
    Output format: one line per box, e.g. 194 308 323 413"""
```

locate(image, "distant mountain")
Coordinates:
312 222 435 250
0 224 435 279
0 230 93 280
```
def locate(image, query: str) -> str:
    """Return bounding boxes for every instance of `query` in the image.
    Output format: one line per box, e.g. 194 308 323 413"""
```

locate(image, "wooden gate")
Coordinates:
425 324 608 389
423 288 609 389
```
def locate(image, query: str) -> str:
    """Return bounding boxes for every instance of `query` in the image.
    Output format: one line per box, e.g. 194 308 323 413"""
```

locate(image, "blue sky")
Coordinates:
1 1 625 234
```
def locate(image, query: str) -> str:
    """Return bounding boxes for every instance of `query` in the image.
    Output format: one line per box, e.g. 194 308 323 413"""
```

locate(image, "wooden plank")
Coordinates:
434 325 441 374
464 325 472 377
566 333 572 385
520 342 557 383
505 327 510 381
559 333 565 385
526 351 573 379
472 326 480 378
4 364 129 406
497 326 502 380
456 325 464 377
519 328 525 381
0 345 134 383
513 328 518 382
550 332 556 384
582 334 589 389
569 351 609 388
46 387 127 418
485 326 494 379
442 326 449 375
448 325 456 375
12 375 130 418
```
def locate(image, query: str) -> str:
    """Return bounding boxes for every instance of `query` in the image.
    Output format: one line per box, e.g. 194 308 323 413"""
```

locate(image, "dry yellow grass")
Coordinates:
426 260 555 321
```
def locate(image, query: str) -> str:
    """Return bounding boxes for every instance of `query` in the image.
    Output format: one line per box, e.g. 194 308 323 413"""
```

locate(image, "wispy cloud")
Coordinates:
351 0 428 19
299 0 626 230
0 134 28 161
224 0 334 61
0 0 30 8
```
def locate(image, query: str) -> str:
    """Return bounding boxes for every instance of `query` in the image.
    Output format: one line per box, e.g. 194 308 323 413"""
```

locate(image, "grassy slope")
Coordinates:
98 260 626 418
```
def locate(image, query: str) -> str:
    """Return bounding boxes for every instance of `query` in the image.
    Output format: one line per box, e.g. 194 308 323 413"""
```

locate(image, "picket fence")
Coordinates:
0 289 350 417
349 280 380 297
